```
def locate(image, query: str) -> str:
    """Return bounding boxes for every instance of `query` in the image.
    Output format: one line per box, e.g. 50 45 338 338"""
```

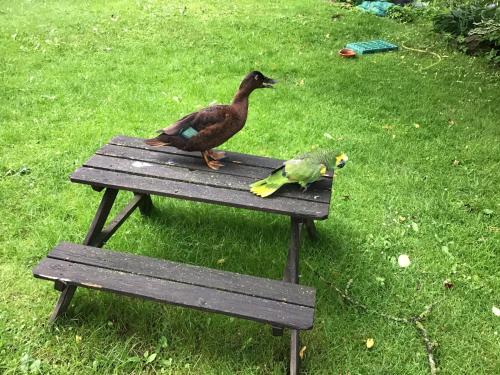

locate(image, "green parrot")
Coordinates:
250 149 348 197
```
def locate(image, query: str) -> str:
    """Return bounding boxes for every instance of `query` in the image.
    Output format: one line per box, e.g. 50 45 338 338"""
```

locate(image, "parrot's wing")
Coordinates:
284 159 319 183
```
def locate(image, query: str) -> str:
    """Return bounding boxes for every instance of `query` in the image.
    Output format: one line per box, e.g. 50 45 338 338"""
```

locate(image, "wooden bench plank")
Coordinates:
110 135 335 178
33 258 315 330
48 242 315 307
98 143 334 189
84 154 332 204
111 135 285 170
71 167 330 219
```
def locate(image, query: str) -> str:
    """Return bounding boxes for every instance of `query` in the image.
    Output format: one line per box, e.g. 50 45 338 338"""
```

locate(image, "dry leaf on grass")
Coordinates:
299 346 307 360
366 338 375 349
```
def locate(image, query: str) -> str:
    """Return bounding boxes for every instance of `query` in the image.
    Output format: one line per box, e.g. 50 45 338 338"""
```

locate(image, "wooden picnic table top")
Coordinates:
70 136 334 219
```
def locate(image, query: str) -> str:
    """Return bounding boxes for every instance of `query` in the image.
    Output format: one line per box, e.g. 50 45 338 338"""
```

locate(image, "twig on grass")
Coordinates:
305 261 442 375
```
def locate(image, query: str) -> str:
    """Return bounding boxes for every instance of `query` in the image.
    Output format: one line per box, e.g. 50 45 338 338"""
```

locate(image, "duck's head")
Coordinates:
240 71 277 90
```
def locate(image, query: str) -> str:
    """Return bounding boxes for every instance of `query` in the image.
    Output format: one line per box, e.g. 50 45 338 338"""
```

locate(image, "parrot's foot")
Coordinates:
207 150 226 160
206 160 224 170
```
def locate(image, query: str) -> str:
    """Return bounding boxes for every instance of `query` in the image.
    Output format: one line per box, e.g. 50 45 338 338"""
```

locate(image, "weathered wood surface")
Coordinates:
48 242 315 307
33 243 316 330
70 136 334 219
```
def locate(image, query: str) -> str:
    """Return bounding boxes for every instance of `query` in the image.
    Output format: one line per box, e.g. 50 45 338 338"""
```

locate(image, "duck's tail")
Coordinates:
144 133 170 147
250 169 289 198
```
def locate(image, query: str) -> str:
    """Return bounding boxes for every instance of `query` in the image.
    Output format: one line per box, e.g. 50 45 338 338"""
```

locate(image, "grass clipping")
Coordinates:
305 261 441 375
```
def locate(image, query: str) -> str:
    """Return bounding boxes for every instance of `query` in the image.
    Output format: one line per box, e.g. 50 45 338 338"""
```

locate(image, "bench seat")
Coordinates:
33 242 316 330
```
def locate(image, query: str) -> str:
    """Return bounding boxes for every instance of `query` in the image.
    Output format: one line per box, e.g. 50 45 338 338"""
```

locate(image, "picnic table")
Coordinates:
33 136 335 374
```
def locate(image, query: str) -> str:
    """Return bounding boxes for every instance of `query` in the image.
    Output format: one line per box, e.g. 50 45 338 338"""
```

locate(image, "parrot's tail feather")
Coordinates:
250 184 281 197
249 179 267 188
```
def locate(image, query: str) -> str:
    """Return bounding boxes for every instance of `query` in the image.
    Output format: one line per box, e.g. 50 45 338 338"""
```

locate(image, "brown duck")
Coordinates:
145 71 276 170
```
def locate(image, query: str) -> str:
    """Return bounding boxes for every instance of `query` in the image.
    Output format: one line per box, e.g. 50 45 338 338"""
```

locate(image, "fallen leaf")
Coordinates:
323 132 333 139
341 195 351 200
217 258 226 265
452 159 460 166
482 209 494 216
366 338 375 349
299 345 307 359
382 124 393 131
414 123 420 128
75 335 82 343
398 254 411 268
443 279 454 289
146 352 157 364
411 222 419 232
493 306 500 317
398 215 406 223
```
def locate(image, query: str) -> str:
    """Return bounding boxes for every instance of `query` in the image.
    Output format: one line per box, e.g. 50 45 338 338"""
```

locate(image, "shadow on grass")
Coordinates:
46 200 370 371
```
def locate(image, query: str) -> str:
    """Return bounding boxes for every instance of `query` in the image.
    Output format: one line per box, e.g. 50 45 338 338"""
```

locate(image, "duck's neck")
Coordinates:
231 86 253 119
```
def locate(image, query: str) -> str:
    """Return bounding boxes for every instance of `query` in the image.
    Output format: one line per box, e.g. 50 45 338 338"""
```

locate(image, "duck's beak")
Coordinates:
262 76 277 88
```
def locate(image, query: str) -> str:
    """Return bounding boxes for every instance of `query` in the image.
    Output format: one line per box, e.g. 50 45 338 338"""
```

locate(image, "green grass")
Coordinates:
1 0 499 374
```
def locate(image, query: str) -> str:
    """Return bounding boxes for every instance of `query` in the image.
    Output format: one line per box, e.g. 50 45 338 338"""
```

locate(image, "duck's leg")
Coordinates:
201 151 223 170
207 149 227 161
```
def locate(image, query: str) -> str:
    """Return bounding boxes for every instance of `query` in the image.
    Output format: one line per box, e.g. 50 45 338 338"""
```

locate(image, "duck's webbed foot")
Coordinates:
207 149 227 161
202 151 224 170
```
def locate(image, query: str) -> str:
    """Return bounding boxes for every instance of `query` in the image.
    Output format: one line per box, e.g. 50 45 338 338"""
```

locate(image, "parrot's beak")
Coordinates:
335 153 348 169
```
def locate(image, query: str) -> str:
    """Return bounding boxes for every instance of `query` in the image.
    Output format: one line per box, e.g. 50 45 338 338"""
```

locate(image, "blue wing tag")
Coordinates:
180 127 198 139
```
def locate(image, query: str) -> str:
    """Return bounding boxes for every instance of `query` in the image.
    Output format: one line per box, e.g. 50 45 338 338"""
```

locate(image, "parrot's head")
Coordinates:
334 152 348 169
241 71 277 90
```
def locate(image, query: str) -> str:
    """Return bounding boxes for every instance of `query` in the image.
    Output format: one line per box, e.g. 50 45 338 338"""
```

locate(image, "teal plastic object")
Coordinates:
357 1 394 17
345 40 398 55
180 127 198 139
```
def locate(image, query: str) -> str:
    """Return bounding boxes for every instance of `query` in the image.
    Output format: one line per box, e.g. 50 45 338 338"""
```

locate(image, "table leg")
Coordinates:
49 188 118 322
83 188 119 247
138 194 153 215
303 219 317 241
271 217 303 373
290 329 300 375
284 217 301 284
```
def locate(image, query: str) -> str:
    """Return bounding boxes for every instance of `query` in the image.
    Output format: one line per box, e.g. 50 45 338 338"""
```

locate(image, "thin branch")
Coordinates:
305 261 442 374
415 320 438 375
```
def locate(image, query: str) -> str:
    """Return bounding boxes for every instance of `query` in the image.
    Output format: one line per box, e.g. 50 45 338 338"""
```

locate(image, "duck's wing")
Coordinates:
161 105 230 135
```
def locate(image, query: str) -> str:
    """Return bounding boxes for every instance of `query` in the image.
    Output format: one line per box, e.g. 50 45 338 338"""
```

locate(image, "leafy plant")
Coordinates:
387 5 420 22
433 1 499 63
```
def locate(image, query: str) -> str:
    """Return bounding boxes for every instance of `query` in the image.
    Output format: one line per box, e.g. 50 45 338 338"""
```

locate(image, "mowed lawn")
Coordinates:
0 0 499 374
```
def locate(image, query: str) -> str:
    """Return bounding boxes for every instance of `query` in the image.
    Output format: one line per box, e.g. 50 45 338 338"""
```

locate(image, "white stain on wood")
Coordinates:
131 161 153 168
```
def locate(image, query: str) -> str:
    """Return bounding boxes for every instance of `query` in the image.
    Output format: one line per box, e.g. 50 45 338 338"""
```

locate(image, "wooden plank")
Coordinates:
70 167 330 219
33 258 315 330
111 135 335 178
84 154 332 204
48 242 316 307
111 135 286 170
101 144 332 184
